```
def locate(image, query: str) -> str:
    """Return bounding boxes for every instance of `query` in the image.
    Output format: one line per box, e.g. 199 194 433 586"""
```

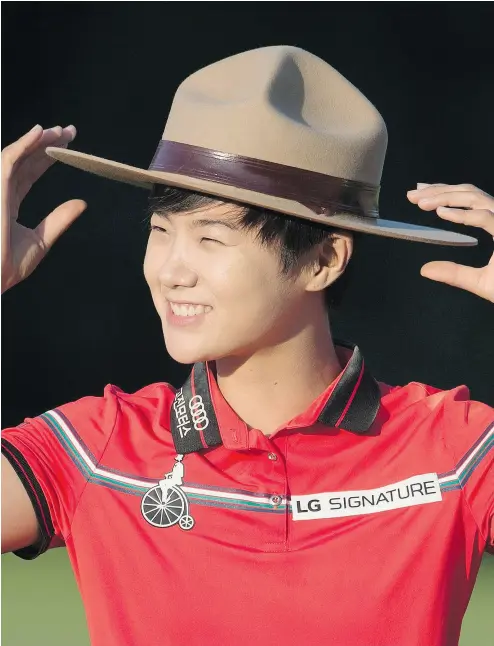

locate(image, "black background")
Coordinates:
2 2 494 427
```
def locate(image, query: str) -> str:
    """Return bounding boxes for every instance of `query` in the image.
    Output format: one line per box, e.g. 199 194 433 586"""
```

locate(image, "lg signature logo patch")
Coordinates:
291 473 443 521
173 389 209 439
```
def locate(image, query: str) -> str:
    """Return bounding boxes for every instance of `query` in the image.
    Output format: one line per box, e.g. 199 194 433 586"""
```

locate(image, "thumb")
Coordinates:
420 260 481 293
34 199 87 251
420 261 455 282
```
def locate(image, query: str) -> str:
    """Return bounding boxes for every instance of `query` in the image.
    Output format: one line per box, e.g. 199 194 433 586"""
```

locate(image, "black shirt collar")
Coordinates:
170 340 381 454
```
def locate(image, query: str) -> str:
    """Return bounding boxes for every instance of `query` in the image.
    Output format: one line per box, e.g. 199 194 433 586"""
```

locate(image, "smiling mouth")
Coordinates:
169 302 212 317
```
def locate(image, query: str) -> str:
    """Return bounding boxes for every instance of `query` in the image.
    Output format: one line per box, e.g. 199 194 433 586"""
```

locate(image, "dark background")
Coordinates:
2 2 494 427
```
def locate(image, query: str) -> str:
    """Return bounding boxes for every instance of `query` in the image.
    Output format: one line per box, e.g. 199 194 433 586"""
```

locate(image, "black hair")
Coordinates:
147 185 360 311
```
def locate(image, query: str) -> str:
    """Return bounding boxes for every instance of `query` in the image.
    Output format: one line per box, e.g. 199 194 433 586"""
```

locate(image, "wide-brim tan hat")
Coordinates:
46 46 477 247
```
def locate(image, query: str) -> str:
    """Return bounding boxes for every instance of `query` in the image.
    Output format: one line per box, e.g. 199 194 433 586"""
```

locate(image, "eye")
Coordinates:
149 224 168 234
201 237 222 245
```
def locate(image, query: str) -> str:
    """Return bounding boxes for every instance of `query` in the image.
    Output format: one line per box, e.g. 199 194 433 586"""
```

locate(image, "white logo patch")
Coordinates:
291 473 442 521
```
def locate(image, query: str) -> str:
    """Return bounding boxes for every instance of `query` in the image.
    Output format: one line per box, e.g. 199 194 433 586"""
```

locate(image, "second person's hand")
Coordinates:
1 125 87 294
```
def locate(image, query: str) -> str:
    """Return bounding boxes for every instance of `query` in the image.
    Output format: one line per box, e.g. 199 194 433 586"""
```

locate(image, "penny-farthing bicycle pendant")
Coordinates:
141 455 195 531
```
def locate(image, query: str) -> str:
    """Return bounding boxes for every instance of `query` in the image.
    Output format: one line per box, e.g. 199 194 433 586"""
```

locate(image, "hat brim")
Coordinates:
46 147 477 247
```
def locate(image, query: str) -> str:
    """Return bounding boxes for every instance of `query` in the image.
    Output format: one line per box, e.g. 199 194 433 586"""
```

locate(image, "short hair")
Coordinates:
148 185 360 311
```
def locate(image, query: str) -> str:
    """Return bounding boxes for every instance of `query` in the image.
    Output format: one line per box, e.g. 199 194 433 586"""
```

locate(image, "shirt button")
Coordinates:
270 495 283 507
268 452 278 461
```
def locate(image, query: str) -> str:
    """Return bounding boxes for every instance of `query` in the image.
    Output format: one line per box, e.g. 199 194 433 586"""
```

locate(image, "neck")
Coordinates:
215 312 342 436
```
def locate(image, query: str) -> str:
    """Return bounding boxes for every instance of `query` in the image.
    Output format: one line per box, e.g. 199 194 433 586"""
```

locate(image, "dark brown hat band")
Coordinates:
148 140 380 220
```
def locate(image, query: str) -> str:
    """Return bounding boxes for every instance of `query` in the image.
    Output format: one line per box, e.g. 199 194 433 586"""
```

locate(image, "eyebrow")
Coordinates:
154 212 240 231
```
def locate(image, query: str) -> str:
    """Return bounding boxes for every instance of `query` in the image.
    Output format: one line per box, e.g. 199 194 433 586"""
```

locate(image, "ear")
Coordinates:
305 230 354 293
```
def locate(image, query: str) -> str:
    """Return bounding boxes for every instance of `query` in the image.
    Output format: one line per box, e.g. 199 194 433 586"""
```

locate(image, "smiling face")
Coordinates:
144 202 327 365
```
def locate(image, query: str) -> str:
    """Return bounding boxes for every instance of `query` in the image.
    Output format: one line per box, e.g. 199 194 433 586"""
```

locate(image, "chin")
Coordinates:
161 322 249 365
163 337 218 365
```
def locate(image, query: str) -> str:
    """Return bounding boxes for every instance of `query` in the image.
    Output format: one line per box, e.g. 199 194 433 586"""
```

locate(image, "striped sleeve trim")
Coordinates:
40 409 157 488
28 408 494 511
34 410 289 513
439 422 494 492
1 439 55 560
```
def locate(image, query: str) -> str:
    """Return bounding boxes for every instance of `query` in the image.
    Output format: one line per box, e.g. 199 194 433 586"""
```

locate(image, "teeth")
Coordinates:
170 303 212 317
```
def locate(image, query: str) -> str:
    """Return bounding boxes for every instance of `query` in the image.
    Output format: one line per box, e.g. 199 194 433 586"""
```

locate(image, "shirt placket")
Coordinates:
249 431 289 551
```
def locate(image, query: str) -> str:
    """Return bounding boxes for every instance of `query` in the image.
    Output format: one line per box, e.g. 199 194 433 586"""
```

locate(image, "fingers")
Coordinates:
413 190 493 212
1 125 43 179
18 126 76 171
434 207 494 236
33 125 76 151
34 199 87 251
2 124 73 174
407 183 480 202
16 126 77 201
407 183 493 209
406 183 494 238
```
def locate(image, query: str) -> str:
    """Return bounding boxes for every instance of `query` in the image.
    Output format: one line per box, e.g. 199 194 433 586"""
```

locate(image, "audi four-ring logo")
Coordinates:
189 395 209 431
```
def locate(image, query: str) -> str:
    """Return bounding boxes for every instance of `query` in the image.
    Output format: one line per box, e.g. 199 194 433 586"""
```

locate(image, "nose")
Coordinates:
157 249 198 290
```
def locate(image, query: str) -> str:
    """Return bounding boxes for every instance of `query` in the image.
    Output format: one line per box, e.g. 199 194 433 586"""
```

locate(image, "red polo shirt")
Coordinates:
2 342 493 646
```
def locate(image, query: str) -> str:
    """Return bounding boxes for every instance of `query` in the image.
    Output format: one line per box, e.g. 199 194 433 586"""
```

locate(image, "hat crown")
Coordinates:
44 44 477 246
163 46 387 185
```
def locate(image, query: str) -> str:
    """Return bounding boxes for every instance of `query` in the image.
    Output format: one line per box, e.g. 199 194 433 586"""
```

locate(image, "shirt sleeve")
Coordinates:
440 386 494 552
1 384 120 560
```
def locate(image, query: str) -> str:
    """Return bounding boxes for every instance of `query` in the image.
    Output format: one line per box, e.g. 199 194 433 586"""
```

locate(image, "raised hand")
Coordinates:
407 183 494 303
1 125 87 293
